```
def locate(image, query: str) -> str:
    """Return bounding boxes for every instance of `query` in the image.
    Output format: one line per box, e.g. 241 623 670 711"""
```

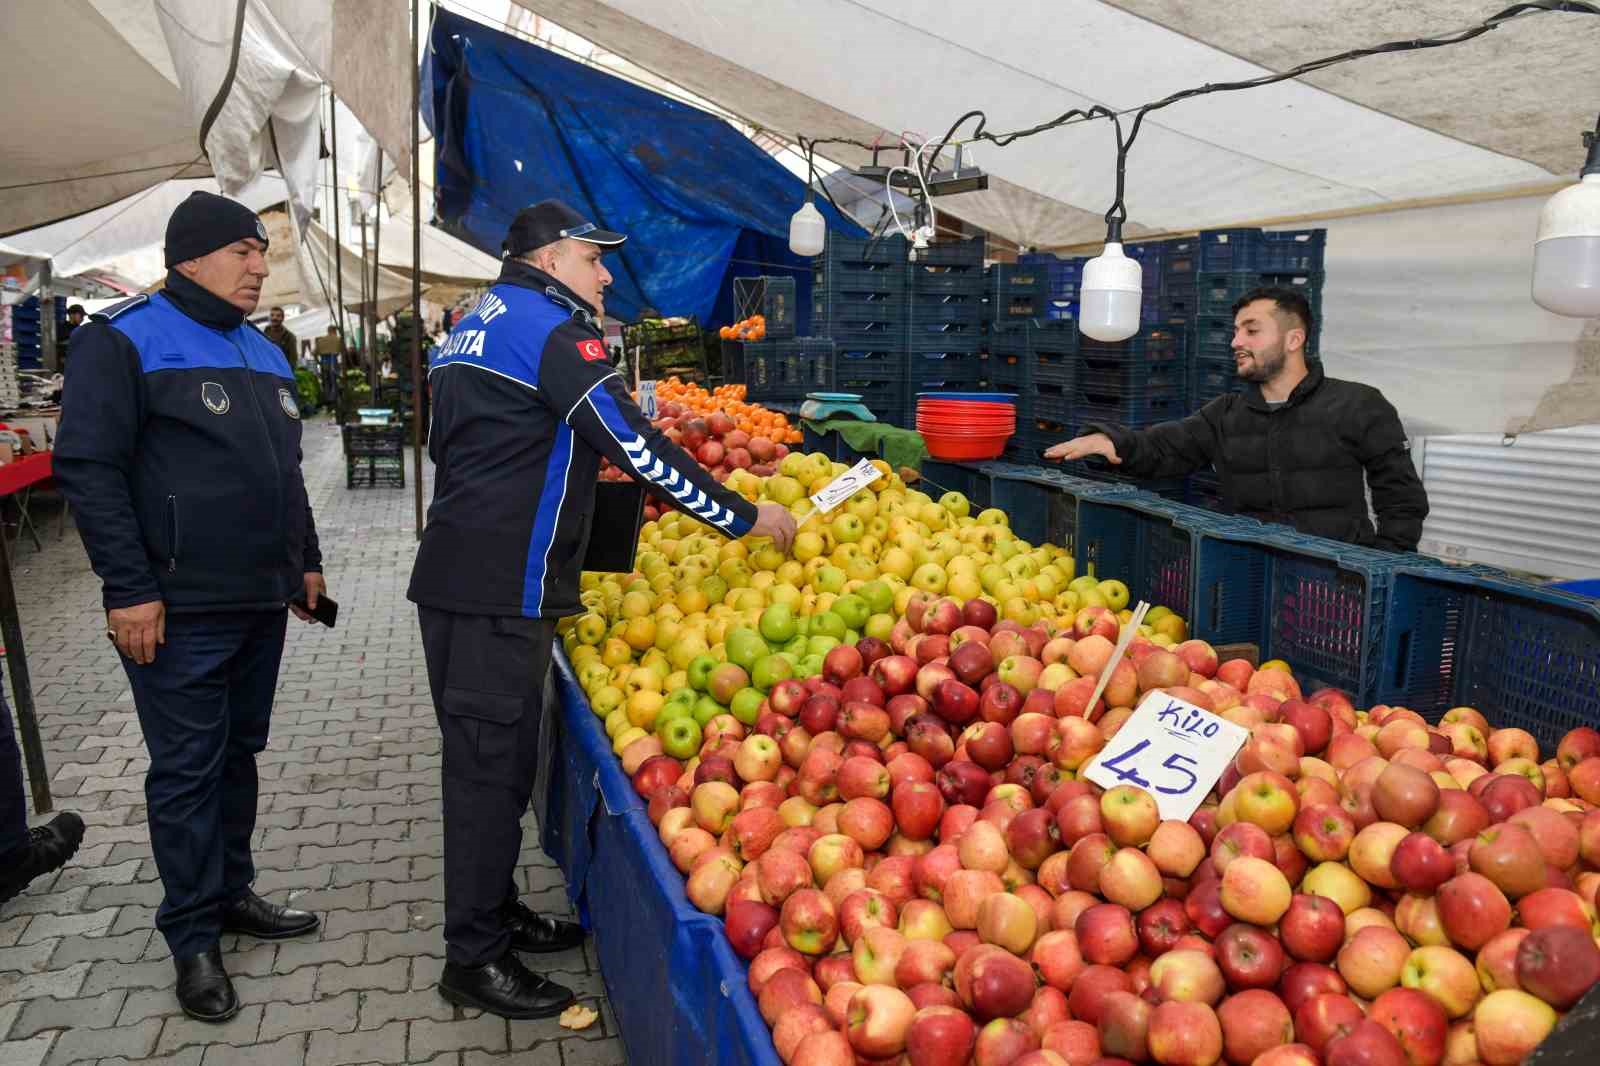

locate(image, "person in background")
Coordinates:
408 199 795 1020
1045 285 1429 551
0 661 85 909
262 306 298 365
63 303 86 340
54 191 330 1023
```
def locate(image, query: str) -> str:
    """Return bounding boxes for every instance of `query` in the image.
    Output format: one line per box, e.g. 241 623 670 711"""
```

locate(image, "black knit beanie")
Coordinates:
164 191 268 267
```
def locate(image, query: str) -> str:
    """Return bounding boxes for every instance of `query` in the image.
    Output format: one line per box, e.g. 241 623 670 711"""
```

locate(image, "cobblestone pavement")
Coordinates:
0 417 627 1066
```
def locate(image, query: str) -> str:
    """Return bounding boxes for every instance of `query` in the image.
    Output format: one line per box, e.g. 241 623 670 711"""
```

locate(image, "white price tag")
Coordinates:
639 379 658 419
1082 691 1249 821
809 458 884 514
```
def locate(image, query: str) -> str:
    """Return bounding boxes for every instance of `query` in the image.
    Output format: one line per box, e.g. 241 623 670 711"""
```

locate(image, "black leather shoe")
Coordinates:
175 945 239 1022
502 900 585 954
0 812 86 906
220 890 319 940
438 952 577 1019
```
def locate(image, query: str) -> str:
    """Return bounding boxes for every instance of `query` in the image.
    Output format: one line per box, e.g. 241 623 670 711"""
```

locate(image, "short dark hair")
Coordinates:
1232 285 1314 343
66 304 85 315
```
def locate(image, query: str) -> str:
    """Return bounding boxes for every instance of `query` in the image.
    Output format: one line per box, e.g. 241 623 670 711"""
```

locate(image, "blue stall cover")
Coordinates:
422 8 863 327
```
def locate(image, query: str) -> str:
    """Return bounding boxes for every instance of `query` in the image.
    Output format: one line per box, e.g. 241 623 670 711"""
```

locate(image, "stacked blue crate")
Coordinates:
905 238 985 418
988 322 1077 463
11 296 63 370
814 233 911 423
1016 252 1087 323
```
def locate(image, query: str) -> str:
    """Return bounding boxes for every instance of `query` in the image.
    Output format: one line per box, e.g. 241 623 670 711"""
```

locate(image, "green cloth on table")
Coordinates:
803 418 928 472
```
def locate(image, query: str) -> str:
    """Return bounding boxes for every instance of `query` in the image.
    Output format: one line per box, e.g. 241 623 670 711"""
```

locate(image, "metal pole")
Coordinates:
329 90 348 349
0 531 50 813
411 0 425 539
371 153 382 393
38 261 56 373
358 212 370 372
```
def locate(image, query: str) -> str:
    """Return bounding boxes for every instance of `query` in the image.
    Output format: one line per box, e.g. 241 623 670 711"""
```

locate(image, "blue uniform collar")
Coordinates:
496 259 602 332
162 270 247 331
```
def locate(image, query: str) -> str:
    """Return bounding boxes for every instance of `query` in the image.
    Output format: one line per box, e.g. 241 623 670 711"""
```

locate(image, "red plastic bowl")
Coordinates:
923 430 1010 460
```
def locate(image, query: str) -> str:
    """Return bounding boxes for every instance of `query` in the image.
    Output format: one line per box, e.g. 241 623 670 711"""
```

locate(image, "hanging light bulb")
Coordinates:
1079 222 1142 342
789 191 826 258
1533 121 1600 317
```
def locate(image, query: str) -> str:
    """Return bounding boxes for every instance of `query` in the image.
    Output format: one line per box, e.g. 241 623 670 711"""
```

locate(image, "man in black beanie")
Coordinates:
54 190 331 1023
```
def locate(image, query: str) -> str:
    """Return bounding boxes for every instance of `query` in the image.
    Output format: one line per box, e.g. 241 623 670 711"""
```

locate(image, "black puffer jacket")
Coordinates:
1085 361 1429 551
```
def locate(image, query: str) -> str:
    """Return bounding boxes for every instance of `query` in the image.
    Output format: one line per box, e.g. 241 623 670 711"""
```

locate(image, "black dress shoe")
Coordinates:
221 890 319 940
502 900 585 954
175 945 240 1022
438 952 577 1019
0 812 86 906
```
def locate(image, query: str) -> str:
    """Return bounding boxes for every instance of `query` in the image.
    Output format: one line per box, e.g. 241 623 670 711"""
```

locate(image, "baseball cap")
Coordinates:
502 199 626 257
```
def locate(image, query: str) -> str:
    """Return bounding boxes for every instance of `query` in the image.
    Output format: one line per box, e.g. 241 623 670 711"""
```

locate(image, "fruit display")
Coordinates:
560 458 1598 1066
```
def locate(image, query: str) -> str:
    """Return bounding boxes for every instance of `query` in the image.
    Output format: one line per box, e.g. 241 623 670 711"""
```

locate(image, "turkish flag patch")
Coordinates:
578 339 607 363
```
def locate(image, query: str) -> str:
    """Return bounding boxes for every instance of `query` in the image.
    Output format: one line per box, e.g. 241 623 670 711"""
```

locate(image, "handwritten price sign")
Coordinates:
1082 691 1249 821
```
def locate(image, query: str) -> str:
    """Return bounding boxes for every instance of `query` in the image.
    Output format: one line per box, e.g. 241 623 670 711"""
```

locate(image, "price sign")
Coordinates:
809 458 884 514
1082 691 1249 821
639 379 658 419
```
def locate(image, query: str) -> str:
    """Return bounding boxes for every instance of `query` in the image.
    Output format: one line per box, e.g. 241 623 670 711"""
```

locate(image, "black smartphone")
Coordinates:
290 593 339 628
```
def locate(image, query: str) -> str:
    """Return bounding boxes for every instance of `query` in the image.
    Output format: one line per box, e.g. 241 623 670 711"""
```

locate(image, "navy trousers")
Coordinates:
123 610 287 956
0 663 28 859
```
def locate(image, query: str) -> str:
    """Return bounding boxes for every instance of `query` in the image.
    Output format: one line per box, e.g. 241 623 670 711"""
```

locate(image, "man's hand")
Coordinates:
108 600 165 665
291 572 327 623
1044 433 1121 464
749 502 798 554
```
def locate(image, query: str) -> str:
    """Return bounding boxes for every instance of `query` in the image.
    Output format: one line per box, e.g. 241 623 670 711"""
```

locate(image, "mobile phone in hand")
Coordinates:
290 593 338 628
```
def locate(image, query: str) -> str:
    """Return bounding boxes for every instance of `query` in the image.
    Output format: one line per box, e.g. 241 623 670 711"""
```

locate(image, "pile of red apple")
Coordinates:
626 590 1600 1066
599 402 790 506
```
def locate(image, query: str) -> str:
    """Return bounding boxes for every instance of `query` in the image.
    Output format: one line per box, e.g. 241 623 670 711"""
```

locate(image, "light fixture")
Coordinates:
1533 118 1600 317
1079 222 1142 342
789 192 826 258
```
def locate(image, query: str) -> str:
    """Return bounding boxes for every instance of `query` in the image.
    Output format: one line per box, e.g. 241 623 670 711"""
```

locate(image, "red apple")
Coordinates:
1515 925 1600 1009
1217 989 1293 1066
1216 921 1287 992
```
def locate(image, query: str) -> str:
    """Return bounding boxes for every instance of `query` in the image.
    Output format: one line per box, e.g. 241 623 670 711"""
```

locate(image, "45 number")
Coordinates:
1098 739 1200 795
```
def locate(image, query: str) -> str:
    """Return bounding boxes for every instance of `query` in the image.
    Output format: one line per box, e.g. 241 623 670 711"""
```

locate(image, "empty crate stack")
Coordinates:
904 236 986 414
814 233 911 423
10 296 63 370
989 320 1078 463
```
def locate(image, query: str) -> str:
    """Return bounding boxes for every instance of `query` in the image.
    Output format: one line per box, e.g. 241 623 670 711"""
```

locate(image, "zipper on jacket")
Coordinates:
166 495 179 572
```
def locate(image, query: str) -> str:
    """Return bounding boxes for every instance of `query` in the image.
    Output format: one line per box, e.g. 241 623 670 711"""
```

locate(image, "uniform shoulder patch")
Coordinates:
93 294 149 322
577 338 607 363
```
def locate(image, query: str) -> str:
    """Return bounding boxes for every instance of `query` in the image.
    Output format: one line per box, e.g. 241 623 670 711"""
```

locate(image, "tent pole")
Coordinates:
370 152 382 392
329 89 348 355
411 0 424 539
358 211 370 371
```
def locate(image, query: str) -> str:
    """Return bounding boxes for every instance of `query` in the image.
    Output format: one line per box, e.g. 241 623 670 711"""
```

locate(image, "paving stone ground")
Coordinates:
0 417 627 1065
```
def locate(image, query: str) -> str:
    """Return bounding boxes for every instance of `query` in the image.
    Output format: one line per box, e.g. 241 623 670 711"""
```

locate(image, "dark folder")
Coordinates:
582 480 647 573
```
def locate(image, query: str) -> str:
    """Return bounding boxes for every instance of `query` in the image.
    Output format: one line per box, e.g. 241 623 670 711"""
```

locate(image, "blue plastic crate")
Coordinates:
1073 387 1187 431
817 231 909 265
1161 238 1201 280
1377 566 1600 756
1258 532 1407 704
985 264 1050 331
984 464 1134 552
1199 229 1327 275
732 275 798 338
831 348 902 384
802 424 875 465
773 337 833 397
1017 254 1088 299
1190 356 1246 409
918 460 995 508
1080 325 1187 366
1195 271 1324 320
914 235 985 266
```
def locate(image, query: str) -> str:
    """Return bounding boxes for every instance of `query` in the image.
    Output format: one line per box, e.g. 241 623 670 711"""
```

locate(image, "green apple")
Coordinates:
699 574 729 604
1069 575 1101 595
784 634 810 657
1096 579 1130 611
658 716 702 760
830 513 865 544
864 613 895 641
814 565 847 594
725 627 770 671
830 593 870 630
976 507 1007 526
759 603 798 644
806 634 840 657
810 610 847 641
858 579 894 615
693 694 724 726
666 687 697 709
798 654 825 679
687 654 719 692
730 687 765 726
655 700 694 730
751 654 794 692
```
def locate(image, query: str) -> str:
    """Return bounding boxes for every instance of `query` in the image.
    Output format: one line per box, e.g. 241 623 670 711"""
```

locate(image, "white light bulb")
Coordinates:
789 200 826 258
1533 172 1600 317
1079 241 1142 342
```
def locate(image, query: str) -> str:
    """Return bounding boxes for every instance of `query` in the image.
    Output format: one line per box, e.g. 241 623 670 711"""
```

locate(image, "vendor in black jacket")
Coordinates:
1046 285 1429 551
54 192 327 1024
408 200 795 1020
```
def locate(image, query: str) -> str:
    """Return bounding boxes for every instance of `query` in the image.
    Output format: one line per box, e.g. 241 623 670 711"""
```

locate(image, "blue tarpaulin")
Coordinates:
422 8 862 327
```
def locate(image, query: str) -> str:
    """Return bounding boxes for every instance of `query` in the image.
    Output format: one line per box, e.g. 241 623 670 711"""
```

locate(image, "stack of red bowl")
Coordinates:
916 392 1017 460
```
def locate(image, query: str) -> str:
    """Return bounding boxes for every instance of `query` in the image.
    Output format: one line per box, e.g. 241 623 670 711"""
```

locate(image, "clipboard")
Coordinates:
582 480 647 573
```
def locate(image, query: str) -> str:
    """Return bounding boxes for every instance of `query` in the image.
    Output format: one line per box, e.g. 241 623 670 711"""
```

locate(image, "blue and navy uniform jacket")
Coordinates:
407 259 756 619
53 274 322 612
